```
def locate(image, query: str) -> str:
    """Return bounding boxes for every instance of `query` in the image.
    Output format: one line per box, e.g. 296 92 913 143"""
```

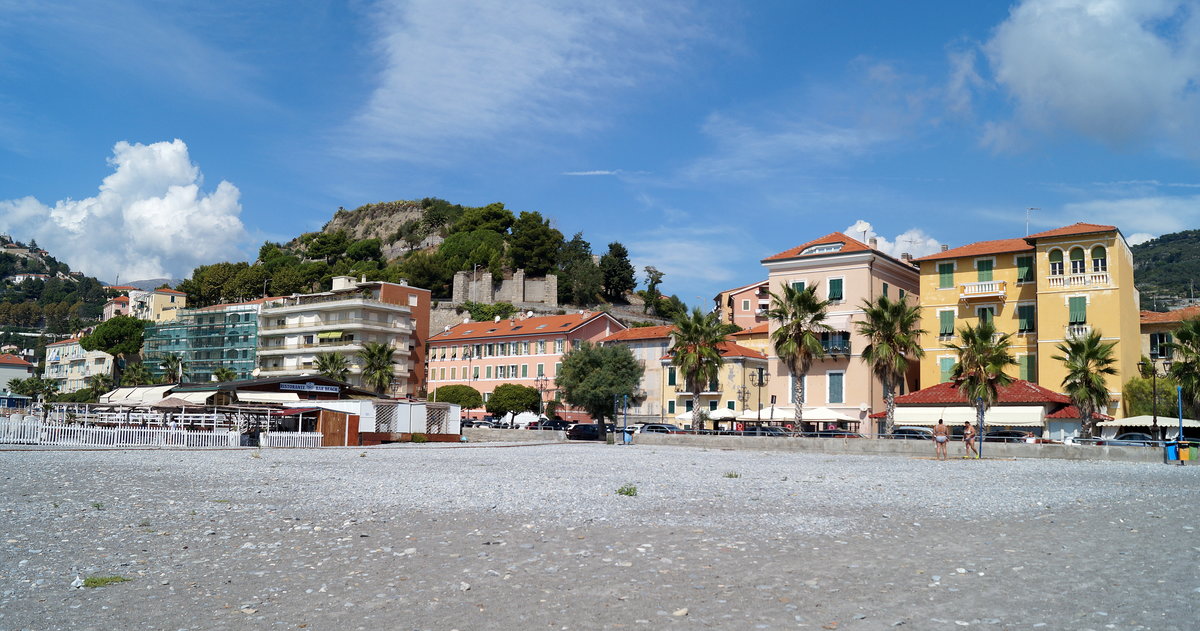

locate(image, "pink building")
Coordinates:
714 280 770 329
426 311 626 421
761 232 920 434
102 296 129 321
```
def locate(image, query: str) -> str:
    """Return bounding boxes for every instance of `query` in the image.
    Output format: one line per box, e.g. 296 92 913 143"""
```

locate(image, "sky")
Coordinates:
1 0 1199 307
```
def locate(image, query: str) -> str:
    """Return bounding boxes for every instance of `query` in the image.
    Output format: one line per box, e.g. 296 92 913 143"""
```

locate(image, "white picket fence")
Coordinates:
260 432 324 448
1 415 237 448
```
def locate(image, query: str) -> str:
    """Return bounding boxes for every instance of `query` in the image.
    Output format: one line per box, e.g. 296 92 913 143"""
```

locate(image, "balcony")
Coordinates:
1046 272 1109 289
259 315 413 334
257 340 363 356
674 385 720 395
959 280 1007 301
1066 324 1091 340
821 340 852 355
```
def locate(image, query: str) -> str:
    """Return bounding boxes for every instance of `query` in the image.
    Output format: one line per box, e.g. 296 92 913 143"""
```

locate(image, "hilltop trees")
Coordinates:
599 242 636 301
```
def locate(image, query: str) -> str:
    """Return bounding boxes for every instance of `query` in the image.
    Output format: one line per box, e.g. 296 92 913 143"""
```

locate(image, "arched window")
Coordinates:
1048 250 1064 276
1091 245 1107 272
1069 247 1086 274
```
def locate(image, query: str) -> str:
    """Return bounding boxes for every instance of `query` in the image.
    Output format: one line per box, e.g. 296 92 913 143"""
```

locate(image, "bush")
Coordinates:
616 483 638 497
410 433 428 443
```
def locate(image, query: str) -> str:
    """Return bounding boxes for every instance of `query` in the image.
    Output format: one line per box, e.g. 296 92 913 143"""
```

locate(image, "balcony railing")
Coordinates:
259 340 362 352
674 385 720 395
821 341 852 355
259 316 411 331
1047 272 1109 289
959 280 1007 300
1066 324 1091 339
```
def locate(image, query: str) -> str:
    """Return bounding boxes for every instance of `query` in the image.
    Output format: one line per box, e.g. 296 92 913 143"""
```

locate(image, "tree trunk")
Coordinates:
692 386 702 433
793 368 806 432
883 379 896 436
1080 403 1094 439
977 401 986 458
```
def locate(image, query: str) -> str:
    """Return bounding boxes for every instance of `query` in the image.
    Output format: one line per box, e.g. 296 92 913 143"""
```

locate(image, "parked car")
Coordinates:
983 430 1038 444
1097 432 1157 447
528 419 571 431
638 423 685 434
566 423 602 441
462 419 494 428
890 426 933 440
741 425 790 437
807 429 864 438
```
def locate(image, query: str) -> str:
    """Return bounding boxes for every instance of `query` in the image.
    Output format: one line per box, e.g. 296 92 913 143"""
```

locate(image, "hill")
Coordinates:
1131 229 1200 310
0 234 110 335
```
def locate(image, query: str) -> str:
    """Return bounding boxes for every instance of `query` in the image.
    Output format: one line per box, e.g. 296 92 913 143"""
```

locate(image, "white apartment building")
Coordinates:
256 276 429 397
42 338 114 393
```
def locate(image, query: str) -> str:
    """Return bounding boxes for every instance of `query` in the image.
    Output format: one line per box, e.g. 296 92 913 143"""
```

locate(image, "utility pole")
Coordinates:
1025 208 1040 236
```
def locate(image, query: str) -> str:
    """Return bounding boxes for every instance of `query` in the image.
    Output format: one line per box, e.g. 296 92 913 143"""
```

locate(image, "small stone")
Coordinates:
673 608 688 616
70 576 84 589
955 568 967 574
240 608 257 614
459 582 471 592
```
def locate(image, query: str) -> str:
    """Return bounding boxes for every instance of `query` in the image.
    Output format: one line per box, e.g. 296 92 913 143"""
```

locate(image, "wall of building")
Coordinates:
451 270 558 307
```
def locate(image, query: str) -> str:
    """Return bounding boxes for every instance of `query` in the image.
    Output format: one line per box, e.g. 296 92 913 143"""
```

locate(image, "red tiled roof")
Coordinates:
47 337 81 347
602 325 674 342
154 288 186 295
430 312 621 343
108 296 129 303
730 322 769 337
719 280 768 296
913 238 1033 262
662 340 766 361
0 353 31 367
1046 405 1113 420
1025 222 1117 240
1141 306 1200 325
894 379 1070 405
763 232 874 262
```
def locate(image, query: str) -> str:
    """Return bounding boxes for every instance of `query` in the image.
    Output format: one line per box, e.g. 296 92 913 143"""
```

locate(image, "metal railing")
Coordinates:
260 316 411 331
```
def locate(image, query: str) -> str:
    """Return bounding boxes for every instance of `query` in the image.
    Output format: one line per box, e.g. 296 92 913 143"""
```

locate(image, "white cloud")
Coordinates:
983 0 1200 154
349 0 706 158
627 225 759 297
1127 232 1155 246
1057 194 1200 237
562 170 620 176
944 46 986 117
842 220 945 259
0 139 247 282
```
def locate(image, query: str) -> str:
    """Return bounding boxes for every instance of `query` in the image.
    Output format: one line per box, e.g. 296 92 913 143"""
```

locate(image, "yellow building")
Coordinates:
914 223 1140 420
130 288 187 322
661 341 769 429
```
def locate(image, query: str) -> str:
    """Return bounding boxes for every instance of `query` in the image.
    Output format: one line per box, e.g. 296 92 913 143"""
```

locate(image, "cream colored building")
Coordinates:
130 288 187 322
600 325 674 423
42 338 114 393
661 341 769 429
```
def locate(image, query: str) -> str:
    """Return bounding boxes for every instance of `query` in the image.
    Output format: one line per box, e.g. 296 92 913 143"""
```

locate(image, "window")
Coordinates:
882 282 889 298
898 289 906 301
1019 355 1037 382
537 340 546 354
977 306 995 324
741 299 750 311
827 371 844 404
497 365 507 379
800 243 844 255
510 364 517 379
1069 248 1085 274
939 357 956 383
472 366 480 379
450 367 456 380
828 277 844 302
1150 332 1173 359
938 310 955 337
537 363 545 377
727 400 736 410
554 362 561 375
1015 255 1034 283
791 280 806 292
685 399 693 412
1091 246 1107 272
1049 250 1064 276
1068 296 1087 324
667 367 676 386
554 339 564 354
938 263 955 289
976 259 993 282
439 368 446 380
485 366 492 379
1017 304 1036 333
668 401 676 414
521 364 528 378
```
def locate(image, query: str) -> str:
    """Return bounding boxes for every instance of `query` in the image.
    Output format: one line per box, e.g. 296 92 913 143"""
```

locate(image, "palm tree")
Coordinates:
945 320 1017 438
1052 330 1118 438
315 352 350 382
669 308 728 432
7 377 26 395
212 366 238 383
121 362 154 386
767 283 831 431
159 354 187 384
87 373 114 395
1167 316 1200 419
855 295 925 436
358 342 396 395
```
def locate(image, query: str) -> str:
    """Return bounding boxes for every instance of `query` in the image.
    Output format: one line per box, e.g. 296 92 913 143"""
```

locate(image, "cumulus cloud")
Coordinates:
1127 232 1155 246
843 220 945 259
1057 194 1200 237
0 139 247 282
983 0 1200 154
349 0 707 158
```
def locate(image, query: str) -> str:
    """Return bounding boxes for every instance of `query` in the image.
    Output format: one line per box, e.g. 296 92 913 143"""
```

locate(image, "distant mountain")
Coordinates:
114 278 182 291
1132 229 1200 310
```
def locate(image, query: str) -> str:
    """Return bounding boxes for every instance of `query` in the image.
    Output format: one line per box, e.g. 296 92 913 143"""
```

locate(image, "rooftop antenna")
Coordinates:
1025 207 1040 236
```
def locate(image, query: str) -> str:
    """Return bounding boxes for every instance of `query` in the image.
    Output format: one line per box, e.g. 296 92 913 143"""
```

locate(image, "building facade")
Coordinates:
257 277 430 397
714 280 770 329
143 298 274 383
761 232 921 433
661 341 769 427
426 311 625 419
0 353 35 387
1140 305 1199 363
913 222 1141 420
129 288 187 322
600 325 674 423
102 296 129 321
42 338 113 393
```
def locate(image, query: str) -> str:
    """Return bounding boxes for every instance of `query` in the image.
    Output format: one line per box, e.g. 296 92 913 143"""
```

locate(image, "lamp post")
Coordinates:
1137 357 1172 441
534 375 549 416
463 346 475 420
749 366 769 421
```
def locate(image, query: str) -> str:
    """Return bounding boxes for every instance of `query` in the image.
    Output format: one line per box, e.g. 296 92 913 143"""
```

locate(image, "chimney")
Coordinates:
940 244 949 252
869 237 878 249
901 253 911 261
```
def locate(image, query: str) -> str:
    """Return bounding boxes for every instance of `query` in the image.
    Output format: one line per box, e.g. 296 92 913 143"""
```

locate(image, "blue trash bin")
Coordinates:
1165 442 1179 461
622 427 633 445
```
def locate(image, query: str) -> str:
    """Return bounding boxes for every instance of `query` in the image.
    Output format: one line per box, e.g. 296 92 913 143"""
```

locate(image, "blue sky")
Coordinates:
2 0 1199 306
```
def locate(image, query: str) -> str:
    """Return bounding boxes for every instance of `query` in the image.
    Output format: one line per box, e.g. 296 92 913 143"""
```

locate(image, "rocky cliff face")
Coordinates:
320 200 424 242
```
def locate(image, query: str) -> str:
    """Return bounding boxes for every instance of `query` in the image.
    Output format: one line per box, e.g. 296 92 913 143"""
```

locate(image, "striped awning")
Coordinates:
317 331 344 340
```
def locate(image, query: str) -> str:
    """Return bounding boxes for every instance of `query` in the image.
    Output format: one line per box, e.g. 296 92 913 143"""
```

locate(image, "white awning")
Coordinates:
236 391 301 404
103 385 174 406
173 391 215 404
1097 415 1200 428
894 405 1046 427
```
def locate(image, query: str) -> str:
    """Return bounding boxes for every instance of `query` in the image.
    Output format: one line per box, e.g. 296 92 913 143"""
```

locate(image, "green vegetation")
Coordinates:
616 484 638 497
670 308 730 432
91 501 104 510
410 433 428 443
1052 330 1118 437
358 342 396 395
946 320 1017 434
83 575 129 588
485 383 542 418
556 342 644 438
1168 317 1200 418
723 471 741 479
314 352 350 382
767 284 832 429
1132 230 1200 307
856 295 926 436
431 384 483 409
459 301 517 322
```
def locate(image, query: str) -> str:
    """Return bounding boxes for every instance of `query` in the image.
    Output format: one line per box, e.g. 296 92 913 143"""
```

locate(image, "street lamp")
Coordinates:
1137 357 1172 441
749 366 769 421
534 375 549 415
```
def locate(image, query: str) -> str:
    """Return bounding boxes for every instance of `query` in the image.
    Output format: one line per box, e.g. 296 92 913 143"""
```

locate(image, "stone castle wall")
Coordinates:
451 270 558 308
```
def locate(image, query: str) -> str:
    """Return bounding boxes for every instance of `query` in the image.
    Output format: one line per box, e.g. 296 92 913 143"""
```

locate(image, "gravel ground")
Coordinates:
1 443 1198 630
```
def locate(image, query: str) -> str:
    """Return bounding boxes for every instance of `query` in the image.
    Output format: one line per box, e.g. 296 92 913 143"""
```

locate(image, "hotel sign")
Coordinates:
280 382 340 394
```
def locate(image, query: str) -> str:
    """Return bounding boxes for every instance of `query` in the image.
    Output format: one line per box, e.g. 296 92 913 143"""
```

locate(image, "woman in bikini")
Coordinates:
963 420 979 459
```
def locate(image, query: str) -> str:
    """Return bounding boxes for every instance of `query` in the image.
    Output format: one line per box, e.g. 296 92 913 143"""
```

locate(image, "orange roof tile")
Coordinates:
108 296 129 303
730 322 769 336
154 288 186 295
894 379 1070 405
662 340 766 361
1025 222 1117 240
913 238 1033 262
47 337 81 347
763 232 873 262
602 325 675 342
718 280 768 296
430 312 621 343
1141 306 1200 325
0 353 31 366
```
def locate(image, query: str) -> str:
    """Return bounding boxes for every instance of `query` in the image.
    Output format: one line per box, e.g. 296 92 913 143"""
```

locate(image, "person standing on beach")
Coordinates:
933 419 950 460
963 420 979 459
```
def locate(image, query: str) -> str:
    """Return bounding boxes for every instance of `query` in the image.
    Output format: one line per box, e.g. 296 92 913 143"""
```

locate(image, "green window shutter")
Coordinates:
979 307 994 324
938 263 954 289
939 357 955 383
939 310 954 336
1018 305 1035 331
685 399 693 412
1019 355 1037 382
727 400 735 410
1016 256 1032 282
485 366 492 379
668 401 675 414
882 282 889 297
977 259 993 282
899 289 906 301
667 367 676 386
1068 297 1086 324
828 372 844 404
521 364 528 378
828 278 843 301
709 400 718 411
